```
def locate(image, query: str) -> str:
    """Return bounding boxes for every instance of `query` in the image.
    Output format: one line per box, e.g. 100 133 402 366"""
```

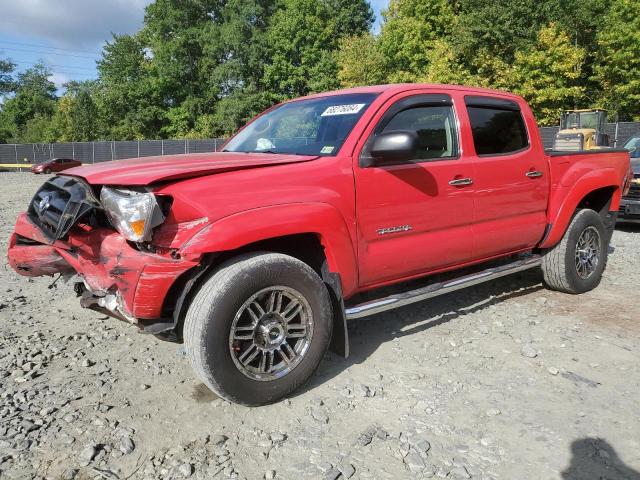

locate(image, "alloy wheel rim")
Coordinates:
229 286 313 381
574 226 601 279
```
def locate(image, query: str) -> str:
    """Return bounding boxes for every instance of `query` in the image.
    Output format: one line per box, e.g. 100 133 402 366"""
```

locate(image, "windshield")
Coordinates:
561 111 604 130
224 93 378 156
624 137 640 151
579 113 599 130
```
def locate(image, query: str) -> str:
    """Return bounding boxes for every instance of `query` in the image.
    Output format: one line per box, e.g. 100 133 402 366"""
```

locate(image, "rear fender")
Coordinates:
541 169 621 249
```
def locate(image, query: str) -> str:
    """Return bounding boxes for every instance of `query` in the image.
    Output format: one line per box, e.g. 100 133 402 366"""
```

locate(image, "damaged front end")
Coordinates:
7 176 200 335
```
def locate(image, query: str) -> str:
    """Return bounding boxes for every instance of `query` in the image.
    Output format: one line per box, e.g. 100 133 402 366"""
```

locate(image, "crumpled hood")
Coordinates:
62 152 317 186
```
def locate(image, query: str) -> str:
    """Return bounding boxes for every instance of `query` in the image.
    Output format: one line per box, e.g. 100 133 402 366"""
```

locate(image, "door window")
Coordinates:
467 106 528 155
380 106 458 161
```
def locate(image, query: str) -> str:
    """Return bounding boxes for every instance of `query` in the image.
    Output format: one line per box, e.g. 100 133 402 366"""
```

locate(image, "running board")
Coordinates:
345 255 542 319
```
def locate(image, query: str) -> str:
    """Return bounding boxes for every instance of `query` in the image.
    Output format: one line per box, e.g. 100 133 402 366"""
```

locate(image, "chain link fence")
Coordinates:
2 123 640 172
0 139 225 171
539 122 640 149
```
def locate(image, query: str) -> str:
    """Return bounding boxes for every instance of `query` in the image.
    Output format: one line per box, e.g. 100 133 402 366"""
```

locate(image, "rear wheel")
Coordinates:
541 209 609 294
184 253 332 405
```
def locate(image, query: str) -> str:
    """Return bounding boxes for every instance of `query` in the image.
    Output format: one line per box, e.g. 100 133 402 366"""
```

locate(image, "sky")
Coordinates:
0 0 390 91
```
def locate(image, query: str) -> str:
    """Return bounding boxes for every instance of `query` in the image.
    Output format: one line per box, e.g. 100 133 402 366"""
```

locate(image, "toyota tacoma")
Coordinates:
7 84 632 405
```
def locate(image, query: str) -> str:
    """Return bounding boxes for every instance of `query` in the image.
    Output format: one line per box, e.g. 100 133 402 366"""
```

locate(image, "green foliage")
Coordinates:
3 0 640 142
379 0 456 82
593 0 640 120
452 0 584 63
47 81 100 142
0 58 15 96
337 34 387 88
337 0 638 123
418 40 476 86
96 33 162 139
264 0 372 98
510 24 586 126
0 63 56 143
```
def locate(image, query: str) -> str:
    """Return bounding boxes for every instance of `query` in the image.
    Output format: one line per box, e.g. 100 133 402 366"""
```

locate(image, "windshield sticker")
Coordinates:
321 103 366 117
320 146 335 154
255 138 276 151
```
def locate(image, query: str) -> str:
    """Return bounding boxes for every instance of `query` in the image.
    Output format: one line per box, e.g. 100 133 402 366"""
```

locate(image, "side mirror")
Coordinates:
369 130 418 165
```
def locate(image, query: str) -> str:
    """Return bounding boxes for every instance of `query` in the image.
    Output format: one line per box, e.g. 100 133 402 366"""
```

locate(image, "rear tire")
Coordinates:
184 252 332 406
541 209 609 294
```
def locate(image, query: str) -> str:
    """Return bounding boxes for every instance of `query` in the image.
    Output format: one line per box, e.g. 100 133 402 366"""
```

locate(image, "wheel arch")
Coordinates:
180 202 358 292
163 203 356 357
540 171 621 249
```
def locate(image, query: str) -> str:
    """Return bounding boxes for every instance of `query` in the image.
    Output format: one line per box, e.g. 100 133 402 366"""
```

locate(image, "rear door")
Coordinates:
462 95 549 259
354 92 475 287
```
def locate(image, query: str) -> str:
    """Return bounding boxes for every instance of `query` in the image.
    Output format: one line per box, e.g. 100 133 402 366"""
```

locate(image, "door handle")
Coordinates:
526 171 543 178
449 177 474 186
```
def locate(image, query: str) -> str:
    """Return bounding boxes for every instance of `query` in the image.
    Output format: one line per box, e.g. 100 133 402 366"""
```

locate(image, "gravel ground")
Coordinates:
1 172 639 480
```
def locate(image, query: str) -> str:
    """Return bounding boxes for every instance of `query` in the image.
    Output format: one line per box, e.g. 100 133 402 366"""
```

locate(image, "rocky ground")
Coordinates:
0 172 639 480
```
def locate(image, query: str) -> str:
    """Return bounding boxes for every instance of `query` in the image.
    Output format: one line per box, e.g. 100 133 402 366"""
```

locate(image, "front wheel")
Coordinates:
183 253 332 406
541 209 609 294
44 168 51 174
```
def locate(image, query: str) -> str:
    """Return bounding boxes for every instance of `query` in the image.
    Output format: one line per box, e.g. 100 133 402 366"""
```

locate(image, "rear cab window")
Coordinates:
465 96 529 156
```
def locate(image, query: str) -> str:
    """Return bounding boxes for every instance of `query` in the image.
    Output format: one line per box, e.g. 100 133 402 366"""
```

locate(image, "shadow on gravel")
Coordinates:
561 438 640 480
192 382 220 403
299 269 544 394
615 222 640 233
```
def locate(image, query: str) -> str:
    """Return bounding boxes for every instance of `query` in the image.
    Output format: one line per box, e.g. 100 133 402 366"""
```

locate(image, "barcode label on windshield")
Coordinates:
321 104 366 117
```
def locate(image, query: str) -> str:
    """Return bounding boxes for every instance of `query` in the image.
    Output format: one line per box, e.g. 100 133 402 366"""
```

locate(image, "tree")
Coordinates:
264 0 373 98
5 64 56 127
0 59 16 142
97 33 163 139
418 39 482 86
142 0 215 109
48 94 74 142
71 88 99 141
0 63 56 142
510 24 585 125
454 0 560 63
197 0 278 136
378 0 457 82
0 58 15 96
337 34 387 87
593 0 640 120
20 114 53 143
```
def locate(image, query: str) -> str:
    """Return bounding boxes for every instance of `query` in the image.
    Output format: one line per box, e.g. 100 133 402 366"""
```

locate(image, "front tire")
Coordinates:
184 253 332 406
541 209 609 294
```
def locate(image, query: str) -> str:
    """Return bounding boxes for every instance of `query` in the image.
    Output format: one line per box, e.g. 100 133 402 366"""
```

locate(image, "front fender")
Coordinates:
540 168 621 249
180 202 359 296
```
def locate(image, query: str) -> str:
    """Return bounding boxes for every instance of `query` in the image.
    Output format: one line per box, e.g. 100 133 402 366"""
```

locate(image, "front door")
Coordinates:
354 93 475 287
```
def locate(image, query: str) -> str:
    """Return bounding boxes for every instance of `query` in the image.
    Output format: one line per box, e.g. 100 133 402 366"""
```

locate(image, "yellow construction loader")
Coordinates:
553 109 610 151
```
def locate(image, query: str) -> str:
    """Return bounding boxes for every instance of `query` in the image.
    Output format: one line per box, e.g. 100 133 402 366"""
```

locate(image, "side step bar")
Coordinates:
345 254 542 319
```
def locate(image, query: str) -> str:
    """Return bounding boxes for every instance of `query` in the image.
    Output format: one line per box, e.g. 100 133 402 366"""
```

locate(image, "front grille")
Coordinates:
28 176 100 242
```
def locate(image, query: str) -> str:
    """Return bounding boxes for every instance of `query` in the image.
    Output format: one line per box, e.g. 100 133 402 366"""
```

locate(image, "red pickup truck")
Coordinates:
7 84 632 405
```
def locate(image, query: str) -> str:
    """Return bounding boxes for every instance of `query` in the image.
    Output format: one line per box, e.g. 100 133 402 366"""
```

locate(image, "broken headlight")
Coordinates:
100 187 165 242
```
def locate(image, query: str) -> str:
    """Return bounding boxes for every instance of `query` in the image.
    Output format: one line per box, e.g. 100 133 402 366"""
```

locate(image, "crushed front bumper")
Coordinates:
8 212 199 322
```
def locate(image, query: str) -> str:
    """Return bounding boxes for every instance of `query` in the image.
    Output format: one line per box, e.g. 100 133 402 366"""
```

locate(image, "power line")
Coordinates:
50 72 96 78
13 60 97 72
0 46 99 60
0 40 102 56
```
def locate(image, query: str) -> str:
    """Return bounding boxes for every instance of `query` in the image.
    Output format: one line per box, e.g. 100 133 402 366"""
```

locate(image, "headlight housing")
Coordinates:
100 187 166 242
